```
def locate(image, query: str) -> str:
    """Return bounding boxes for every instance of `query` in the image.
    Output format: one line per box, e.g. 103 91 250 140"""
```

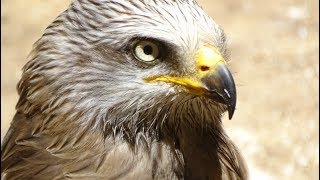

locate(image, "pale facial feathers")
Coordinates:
2 0 247 179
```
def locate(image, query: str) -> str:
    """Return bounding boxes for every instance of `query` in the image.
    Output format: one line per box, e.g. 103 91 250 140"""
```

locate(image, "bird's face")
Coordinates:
21 0 236 131
142 43 236 119
94 1 236 118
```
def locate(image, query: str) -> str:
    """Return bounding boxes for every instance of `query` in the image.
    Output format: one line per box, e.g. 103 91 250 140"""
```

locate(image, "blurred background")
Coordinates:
1 0 319 179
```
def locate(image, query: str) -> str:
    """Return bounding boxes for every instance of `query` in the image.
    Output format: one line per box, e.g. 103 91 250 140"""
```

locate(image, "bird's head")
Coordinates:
19 0 236 133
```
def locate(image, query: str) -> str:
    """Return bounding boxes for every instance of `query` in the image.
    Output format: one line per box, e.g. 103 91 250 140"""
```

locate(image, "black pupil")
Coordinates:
143 45 153 55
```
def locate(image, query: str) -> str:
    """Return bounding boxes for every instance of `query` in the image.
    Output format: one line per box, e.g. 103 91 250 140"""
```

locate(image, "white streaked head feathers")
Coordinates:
19 0 228 133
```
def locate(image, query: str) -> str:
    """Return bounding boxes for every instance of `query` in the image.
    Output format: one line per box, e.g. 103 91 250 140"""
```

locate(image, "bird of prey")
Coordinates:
1 0 248 179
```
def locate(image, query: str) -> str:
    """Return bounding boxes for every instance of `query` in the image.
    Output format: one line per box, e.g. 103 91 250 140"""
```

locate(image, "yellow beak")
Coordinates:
144 45 237 119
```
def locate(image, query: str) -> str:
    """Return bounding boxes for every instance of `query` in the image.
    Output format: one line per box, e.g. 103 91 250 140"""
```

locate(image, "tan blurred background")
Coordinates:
1 0 319 179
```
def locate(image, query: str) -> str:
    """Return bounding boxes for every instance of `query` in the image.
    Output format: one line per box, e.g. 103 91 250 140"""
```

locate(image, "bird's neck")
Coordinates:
173 123 224 179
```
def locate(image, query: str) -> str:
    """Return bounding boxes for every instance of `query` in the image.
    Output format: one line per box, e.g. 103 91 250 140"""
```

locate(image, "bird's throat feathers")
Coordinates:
101 94 226 138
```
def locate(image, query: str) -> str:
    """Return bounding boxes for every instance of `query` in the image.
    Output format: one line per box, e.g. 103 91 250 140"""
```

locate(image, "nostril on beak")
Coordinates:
200 66 210 71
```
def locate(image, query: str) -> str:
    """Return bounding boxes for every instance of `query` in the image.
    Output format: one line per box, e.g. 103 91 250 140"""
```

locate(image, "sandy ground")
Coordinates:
1 0 319 179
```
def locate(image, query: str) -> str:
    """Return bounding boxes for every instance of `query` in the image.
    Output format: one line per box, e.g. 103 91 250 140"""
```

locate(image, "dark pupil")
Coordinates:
143 45 153 55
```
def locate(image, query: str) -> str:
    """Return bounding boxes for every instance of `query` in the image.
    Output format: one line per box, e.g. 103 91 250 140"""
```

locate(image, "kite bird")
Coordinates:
1 0 248 179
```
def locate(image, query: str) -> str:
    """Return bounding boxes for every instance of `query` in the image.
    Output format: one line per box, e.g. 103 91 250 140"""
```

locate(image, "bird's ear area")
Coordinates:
122 36 174 68
91 43 131 64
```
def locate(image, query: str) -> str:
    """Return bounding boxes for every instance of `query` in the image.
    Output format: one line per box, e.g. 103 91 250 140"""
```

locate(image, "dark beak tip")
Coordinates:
227 96 236 120
228 105 235 120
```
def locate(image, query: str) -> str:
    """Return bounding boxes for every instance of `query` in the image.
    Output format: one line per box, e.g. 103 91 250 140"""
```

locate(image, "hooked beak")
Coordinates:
201 63 236 119
144 45 237 120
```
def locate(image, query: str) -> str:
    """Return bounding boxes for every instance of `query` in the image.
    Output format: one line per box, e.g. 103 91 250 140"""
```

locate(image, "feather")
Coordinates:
2 0 247 179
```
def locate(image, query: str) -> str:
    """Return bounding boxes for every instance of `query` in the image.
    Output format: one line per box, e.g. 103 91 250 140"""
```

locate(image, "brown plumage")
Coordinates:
1 0 248 179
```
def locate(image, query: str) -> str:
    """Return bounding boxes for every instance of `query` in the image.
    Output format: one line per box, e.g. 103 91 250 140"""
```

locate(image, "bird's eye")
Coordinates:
133 40 161 62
